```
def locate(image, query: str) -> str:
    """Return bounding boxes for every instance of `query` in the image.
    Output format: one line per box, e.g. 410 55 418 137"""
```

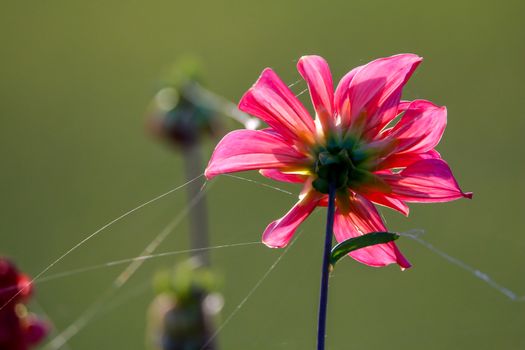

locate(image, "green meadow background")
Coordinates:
1 1 524 349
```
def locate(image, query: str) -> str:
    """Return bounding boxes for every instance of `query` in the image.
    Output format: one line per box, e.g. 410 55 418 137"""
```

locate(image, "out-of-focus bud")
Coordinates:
147 259 223 350
0 258 49 350
146 56 223 148
146 55 260 149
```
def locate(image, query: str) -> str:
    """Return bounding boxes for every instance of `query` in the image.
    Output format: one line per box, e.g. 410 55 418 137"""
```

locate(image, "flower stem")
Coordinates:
182 144 210 267
317 181 336 350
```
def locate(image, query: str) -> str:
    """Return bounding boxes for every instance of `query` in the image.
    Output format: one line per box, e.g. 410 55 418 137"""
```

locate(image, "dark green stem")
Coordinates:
317 181 336 350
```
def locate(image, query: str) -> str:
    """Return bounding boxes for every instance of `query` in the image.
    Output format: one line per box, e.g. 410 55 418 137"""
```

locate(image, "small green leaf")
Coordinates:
330 232 400 267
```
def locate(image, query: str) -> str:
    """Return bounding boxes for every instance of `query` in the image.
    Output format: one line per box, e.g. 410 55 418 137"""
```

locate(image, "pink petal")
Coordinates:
333 194 411 268
205 129 308 179
397 100 411 112
334 65 363 129
361 192 409 216
386 100 447 155
239 68 316 145
379 159 473 202
345 54 422 138
259 169 307 183
297 55 335 132
376 149 441 170
262 192 320 248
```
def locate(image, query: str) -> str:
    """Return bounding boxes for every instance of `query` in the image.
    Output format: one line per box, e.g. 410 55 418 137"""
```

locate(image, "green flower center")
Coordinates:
311 137 370 194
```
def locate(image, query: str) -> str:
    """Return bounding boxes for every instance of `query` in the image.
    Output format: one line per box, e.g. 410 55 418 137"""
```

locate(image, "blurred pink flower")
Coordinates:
206 54 472 268
0 258 48 350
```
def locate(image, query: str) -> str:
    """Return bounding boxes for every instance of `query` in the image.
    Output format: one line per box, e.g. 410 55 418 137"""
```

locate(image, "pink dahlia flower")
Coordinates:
206 54 472 268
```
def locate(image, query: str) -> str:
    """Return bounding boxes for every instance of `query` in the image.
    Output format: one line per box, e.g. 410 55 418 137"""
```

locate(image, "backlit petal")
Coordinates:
259 169 307 183
386 100 447 155
333 194 411 268
262 192 320 248
205 129 308 179
239 68 316 145
297 55 334 133
334 65 362 129
346 54 422 138
362 192 409 216
376 149 441 170
379 159 473 202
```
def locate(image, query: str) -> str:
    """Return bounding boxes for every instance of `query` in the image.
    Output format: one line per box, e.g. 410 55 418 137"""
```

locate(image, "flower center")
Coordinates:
311 137 369 194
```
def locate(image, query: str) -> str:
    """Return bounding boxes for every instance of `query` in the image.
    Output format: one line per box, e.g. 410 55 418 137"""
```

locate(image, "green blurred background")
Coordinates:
1 0 524 349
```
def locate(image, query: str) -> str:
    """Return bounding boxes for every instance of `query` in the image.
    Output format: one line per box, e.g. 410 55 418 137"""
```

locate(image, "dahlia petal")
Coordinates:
334 65 362 128
363 89 403 139
362 192 409 216
380 159 473 202
376 149 441 170
346 54 422 137
333 195 411 268
238 68 316 144
397 100 411 112
297 55 334 132
259 169 307 183
262 192 320 248
205 129 308 179
387 100 447 155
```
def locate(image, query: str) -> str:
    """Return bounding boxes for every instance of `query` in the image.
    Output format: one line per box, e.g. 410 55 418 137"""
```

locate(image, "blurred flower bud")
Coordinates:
147 259 223 350
0 258 49 350
146 56 223 148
